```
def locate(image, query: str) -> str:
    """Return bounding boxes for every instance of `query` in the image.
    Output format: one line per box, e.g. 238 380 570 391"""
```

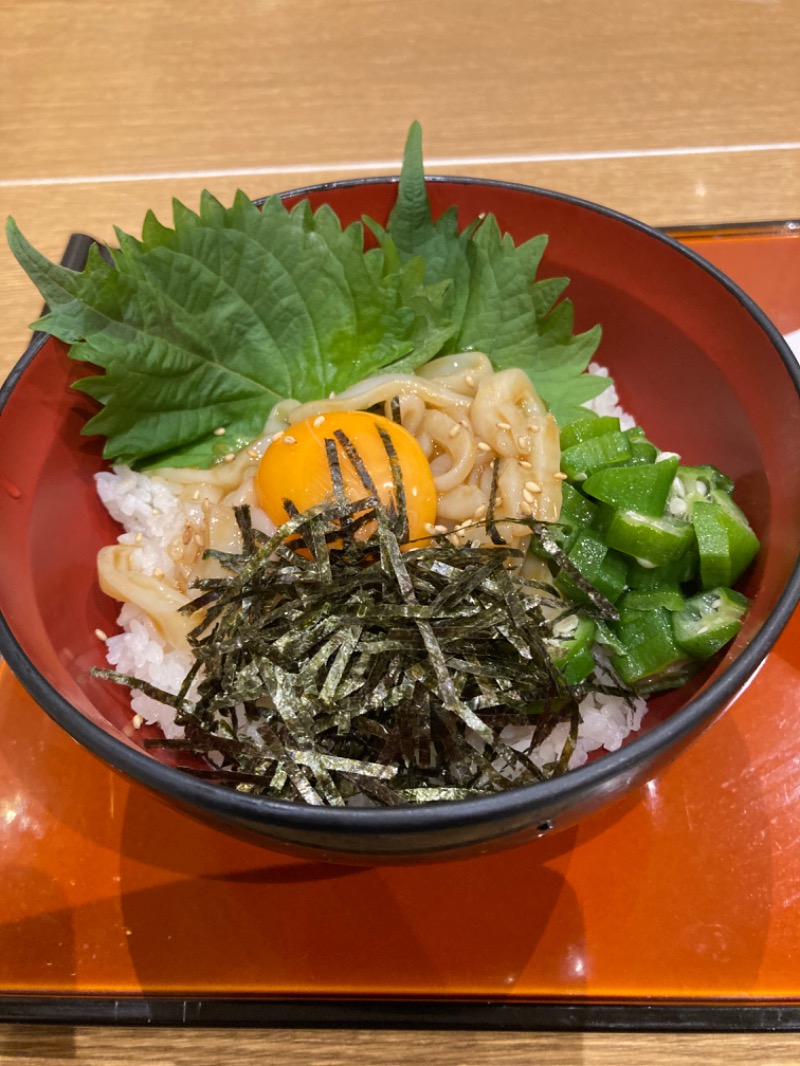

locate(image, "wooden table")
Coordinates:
2 1 800 1061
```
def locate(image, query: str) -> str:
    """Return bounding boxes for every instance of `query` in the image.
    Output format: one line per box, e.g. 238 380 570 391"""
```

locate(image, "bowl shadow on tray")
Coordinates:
116 793 588 998
115 702 775 1000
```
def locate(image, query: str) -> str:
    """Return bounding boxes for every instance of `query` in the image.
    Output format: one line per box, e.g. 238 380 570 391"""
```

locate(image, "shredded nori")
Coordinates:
94 432 628 807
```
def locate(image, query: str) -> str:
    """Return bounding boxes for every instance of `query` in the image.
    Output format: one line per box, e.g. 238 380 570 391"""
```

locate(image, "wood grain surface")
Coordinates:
3 1026 800 1065
2 0 800 1061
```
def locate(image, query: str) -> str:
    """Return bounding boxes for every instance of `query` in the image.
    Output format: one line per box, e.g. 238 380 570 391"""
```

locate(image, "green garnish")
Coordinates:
6 122 606 470
369 122 606 425
94 494 624 806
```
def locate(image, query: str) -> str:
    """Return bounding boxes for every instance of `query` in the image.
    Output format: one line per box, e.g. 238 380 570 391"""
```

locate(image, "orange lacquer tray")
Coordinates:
1 221 799 1030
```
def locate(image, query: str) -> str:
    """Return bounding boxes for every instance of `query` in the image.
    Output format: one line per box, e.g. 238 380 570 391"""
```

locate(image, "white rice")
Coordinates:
96 369 648 778
584 361 636 430
95 467 188 581
96 468 194 739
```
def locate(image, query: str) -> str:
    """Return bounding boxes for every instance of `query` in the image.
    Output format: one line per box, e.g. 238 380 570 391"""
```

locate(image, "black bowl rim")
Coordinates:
2 174 800 840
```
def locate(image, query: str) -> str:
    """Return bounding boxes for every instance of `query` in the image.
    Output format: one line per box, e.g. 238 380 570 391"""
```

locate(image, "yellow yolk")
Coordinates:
255 411 438 546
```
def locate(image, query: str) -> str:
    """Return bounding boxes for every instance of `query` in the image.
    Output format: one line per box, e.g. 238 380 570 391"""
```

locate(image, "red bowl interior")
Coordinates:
1 177 799 810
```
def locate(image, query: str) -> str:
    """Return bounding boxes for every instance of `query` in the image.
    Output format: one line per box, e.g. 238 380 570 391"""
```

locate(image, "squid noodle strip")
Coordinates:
286 372 473 425
419 408 478 492
415 351 495 391
97 544 198 651
469 368 562 523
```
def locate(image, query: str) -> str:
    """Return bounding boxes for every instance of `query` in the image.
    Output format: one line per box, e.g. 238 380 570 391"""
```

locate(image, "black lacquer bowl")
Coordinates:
2 177 800 863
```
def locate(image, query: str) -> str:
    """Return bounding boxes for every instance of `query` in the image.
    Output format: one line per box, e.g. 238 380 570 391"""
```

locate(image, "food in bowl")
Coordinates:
5 124 763 811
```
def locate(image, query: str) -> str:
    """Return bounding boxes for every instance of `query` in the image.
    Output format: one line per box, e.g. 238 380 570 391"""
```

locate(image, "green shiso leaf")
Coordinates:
369 120 607 425
6 193 454 470
6 120 608 468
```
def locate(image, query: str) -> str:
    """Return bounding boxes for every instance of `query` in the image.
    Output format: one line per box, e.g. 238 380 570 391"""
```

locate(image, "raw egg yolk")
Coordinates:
255 411 438 546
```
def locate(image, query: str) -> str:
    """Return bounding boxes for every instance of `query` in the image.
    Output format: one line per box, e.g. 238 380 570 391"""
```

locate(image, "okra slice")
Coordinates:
556 528 629 604
610 607 693 692
692 493 759 589
666 463 735 521
624 425 659 465
691 501 732 588
550 617 598 685
709 489 760 582
582 455 678 517
560 415 621 451
603 509 694 567
561 431 632 481
618 585 687 612
626 550 699 588
671 586 748 660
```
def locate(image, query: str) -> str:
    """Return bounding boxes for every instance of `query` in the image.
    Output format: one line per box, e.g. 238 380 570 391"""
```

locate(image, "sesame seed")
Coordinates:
192 489 201 500
496 421 512 431
527 423 541 433
477 441 492 452
525 480 542 493
271 430 285 443
132 714 143 730
223 453 236 462
282 436 297 445
519 460 532 469
134 532 143 544
94 628 108 642
424 523 436 535
448 423 461 438
474 503 488 519
195 533 205 546
433 524 449 535
328 391 336 399
523 489 535 505
247 448 259 459
313 415 325 428
153 567 164 579
520 501 533 516
201 499 210 513
213 427 226 436
553 472 568 481
465 375 476 388
517 435 531 451
151 508 160 517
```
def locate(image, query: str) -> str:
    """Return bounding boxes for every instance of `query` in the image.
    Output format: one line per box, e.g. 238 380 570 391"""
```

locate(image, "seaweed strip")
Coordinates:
97 463 625 806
